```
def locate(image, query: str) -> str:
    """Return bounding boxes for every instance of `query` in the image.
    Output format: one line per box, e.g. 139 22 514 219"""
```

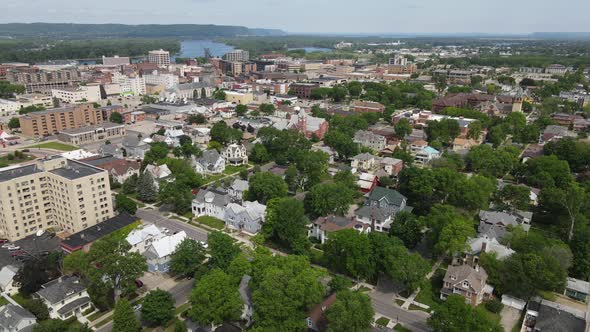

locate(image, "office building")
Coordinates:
148 49 171 67
101 55 130 66
0 156 114 242
223 49 250 62
5 68 81 93
57 122 126 145
19 104 104 137
143 72 179 89
51 84 101 104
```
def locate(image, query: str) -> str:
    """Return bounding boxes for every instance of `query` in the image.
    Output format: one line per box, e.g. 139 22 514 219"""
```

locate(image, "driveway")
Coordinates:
500 306 522 332
136 209 208 243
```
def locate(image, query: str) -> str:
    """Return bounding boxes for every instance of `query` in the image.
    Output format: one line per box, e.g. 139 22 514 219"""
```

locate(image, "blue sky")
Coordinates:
2 0 589 34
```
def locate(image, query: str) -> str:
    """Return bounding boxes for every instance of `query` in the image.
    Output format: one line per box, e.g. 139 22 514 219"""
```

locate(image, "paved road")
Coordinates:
370 290 431 332
135 209 208 243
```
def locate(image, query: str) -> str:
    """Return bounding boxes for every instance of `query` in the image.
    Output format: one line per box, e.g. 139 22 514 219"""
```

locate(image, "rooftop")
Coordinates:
49 159 105 180
61 213 139 250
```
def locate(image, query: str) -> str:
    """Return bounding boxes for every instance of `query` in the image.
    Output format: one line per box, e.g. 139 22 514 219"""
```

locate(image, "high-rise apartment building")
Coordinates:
223 49 250 62
19 104 104 137
0 156 114 241
5 68 82 93
148 49 171 67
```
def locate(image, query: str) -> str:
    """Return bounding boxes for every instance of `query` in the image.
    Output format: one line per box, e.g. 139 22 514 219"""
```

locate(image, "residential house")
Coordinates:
478 210 532 240
351 153 378 172
164 129 185 147
353 100 385 114
452 138 479 152
353 130 387 151
414 146 441 167
355 187 410 232
309 215 368 244
564 278 590 303
222 143 248 166
122 134 150 159
126 224 164 254
311 145 337 164
539 125 577 145
81 156 141 184
357 173 379 193
193 150 225 175
239 275 253 327
192 188 231 219
228 179 249 202
0 265 19 296
440 265 493 306
98 144 124 159
306 294 337 331
144 164 173 189
36 276 92 320
144 231 187 273
224 201 267 234
285 107 329 139
0 304 37 332
378 157 403 177
521 297 587 332
455 235 515 267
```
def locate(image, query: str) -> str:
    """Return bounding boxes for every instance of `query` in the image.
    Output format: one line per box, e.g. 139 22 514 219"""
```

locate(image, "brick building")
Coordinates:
19 104 104 137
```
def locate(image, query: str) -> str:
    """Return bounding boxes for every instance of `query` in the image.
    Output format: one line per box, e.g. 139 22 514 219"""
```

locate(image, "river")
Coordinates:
176 40 235 58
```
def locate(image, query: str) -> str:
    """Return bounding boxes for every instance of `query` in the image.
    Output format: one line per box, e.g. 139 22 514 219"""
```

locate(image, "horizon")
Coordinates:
3 0 589 34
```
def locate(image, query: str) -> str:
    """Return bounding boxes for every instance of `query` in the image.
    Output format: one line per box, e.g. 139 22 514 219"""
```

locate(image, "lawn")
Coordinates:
224 165 249 175
175 302 191 315
10 293 28 306
0 296 8 306
0 153 35 167
414 268 445 310
194 216 224 230
375 317 390 326
476 304 501 323
394 324 413 332
87 310 108 322
26 142 78 151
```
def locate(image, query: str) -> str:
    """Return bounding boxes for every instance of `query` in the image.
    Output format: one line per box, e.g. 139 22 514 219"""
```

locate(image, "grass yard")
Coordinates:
10 293 28 306
87 310 108 322
375 317 390 326
26 141 78 151
224 165 249 175
194 216 225 230
175 302 191 315
0 152 35 167
0 296 9 306
476 304 502 322
394 324 413 332
414 268 445 310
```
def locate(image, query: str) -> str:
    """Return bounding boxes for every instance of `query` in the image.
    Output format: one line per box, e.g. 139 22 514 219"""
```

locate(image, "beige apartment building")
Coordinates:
19 104 104 137
57 122 126 145
0 156 113 241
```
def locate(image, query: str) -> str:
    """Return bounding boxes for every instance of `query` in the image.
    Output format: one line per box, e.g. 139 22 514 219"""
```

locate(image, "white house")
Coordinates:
229 179 249 202
192 188 231 219
0 265 19 295
0 304 37 332
351 153 378 172
224 201 267 234
222 143 248 166
36 276 92 321
144 231 187 273
144 164 173 189
193 150 225 175
126 224 164 254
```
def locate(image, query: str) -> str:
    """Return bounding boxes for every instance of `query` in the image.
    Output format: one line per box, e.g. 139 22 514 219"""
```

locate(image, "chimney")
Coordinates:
481 240 487 253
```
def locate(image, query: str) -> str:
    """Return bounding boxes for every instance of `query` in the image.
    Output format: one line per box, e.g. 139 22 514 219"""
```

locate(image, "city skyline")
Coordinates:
2 0 590 34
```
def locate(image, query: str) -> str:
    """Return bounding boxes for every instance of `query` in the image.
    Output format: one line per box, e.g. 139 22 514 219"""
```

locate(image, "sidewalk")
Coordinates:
401 258 442 310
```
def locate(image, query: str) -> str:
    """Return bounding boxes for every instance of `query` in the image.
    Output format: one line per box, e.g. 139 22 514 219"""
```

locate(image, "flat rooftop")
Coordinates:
0 164 43 182
48 159 105 180
59 122 124 135
61 213 139 250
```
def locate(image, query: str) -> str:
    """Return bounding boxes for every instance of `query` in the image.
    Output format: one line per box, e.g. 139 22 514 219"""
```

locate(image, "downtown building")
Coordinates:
0 156 114 241
148 49 171 67
19 104 104 137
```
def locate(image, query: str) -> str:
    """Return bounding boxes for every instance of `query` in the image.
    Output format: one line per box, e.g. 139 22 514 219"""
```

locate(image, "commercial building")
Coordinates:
19 104 104 137
5 67 81 93
148 49 171 67
51 84 101 104
223 49 250 62
289 83 319 99
0 99 20 117
143 72 179 89
57 122 126 145
101 55 130 66
225 91 254 105
60 213 139 253
0 156 114 242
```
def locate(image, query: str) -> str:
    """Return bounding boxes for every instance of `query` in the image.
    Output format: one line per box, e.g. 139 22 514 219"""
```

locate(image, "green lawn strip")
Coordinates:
175 302 191 315
0 154 35 167
375 317 390 326
394 324 413 332
10 293 28 306
409 304 431 313
0 296 9 306
394 299 405 306
476 304 501 323
194 216 224 230
414 268 445 309
26 142 78 151
87 310 108 322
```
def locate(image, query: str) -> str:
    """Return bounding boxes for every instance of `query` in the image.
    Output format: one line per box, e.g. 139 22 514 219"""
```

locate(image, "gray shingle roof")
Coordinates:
36 276 86 304
0 304 36 331
57 296 91 315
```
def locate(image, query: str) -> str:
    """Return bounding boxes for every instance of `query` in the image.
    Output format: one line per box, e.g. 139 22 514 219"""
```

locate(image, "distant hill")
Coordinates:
0 23 286 39
530 32 590 40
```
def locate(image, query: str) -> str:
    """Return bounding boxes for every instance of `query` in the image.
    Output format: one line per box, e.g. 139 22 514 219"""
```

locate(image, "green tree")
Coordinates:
259 103 276 115
394 118 412 139
137 171 158 202
122 174 138 194
250 143 270 164
227 253 252 284
493 184 531 211
143 142 169 165
390 211 423 248
305 182 355 217
425 118 460 145
115 194 138 215
324 130 358 160
8 117 20 129
188 269 242 326
467 120 483 140
235 104 248 116
208 231 241 271
112 299 141 332
428 295 502 332
109 112 124 124
326 290 375 332
210 121 242 145
293 150 329 190
246 171 288 204
263 198 310 254
324 230 375 280
170 239 206 277
141 289 175 326
212 89 226 100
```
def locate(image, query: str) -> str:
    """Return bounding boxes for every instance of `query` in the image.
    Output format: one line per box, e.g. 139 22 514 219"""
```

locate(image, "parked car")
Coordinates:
0 239 8 244
135 279 144 288
133 304 142 311
7 246 20 251
1 243 13 248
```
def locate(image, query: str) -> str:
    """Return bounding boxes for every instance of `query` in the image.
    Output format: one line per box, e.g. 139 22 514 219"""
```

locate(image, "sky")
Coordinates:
2 0 589 34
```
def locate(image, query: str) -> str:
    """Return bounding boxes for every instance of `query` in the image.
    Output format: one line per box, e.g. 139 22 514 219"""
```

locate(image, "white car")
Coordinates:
8 246 20 251
200 241 208 249
133 304 142 311
1 244 13 249
162 227 170 234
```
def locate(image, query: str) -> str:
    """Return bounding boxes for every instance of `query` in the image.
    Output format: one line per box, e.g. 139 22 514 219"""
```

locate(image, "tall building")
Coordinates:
19 104 104 137
51 84 102 104
148 49 171 67
389 55 408 66
223 49 250 62
5 68 81 93
0 156 114 241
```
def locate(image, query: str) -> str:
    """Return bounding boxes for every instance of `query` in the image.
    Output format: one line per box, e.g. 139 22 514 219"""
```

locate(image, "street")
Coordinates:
135 209 208 243
370 293 430 332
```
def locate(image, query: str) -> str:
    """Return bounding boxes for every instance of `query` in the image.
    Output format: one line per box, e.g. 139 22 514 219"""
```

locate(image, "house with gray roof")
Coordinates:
222 143 248 166
0 304 37 332
35 276 92 321
122 134 150 159
478 210 532 240
353 130 387 151
355 187 410 233
98 144 124 159
228 179 249 202
440 265 493 306
0 265 19 295
193 150 225 175
454 235 515 267
522 297 587 332
192 188 231 220
224 201 266 234
564 277 590 303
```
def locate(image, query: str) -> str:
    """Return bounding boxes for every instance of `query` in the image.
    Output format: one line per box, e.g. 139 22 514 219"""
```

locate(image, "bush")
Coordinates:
484 298 504 314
